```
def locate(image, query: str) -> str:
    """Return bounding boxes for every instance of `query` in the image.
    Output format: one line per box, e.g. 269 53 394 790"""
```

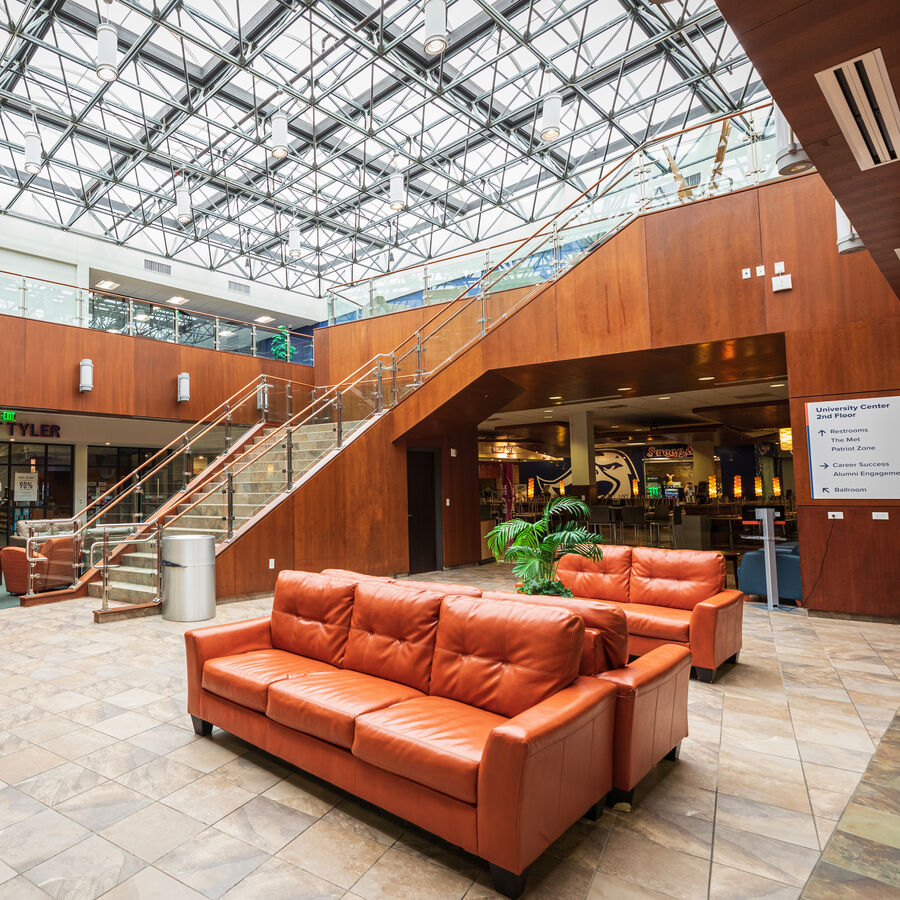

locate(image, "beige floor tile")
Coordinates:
161 772 256 826
126 724 197 756
165 738 239 773
55 781 150 831
262 772 343 818
0 786 45 831
221 857 344 899
212 753 291 795
322 798 406 847
838 803 900 851
351 847 472 900
101 802 206 863
0 748 66 785
79 742 159 780
279 819 387 889
708 863 800 899
0 808 89 873
715 793 819 850
99 865 206 899
115 757 203 801
216 796 315 854
802 762 863 795
716 769 812 815
0 875 52 899
16 761 107 807
712 823 821 888
94 713 159 741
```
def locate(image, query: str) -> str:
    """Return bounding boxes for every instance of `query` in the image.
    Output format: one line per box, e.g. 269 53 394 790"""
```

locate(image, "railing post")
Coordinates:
251 324 257 357
368 281 376 318
101 529 110 612
174 309 180 344
257 377 269 421
128 298 134 336
287 382 293 420
214 316 220 351
327 291 335 325
72 532 82 588
20 277 27 317
414 332 424 386
225 471 234 541
26 524 35 596
336 392 343 448
181 436 191 491
285 427 293 491
133 472 143 523
423 264 431 305
552 220 562 277
391 353 398 405
155 521 163 603
224 405 232 450
375 360 383 414
77 289 85 329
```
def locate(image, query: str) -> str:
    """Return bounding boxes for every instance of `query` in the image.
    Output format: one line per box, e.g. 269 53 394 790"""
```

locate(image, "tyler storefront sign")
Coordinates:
2 410 62 439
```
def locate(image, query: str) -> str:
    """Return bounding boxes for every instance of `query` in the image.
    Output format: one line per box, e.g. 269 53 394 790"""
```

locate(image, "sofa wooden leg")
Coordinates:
693 666 716 683
727 651 740 664
583 800 604 821
191 715 212 736
489 863 528 898
665 741 682 761
607 787 634 812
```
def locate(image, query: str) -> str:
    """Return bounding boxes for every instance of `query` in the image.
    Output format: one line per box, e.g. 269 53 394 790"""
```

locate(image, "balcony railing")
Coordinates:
0 272 314 366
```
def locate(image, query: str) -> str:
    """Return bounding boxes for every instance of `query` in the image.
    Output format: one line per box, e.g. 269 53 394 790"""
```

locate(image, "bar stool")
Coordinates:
621 507 644 545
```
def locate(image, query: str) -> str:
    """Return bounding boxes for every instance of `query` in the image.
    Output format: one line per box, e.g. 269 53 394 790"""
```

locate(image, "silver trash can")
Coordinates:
161 534 216 622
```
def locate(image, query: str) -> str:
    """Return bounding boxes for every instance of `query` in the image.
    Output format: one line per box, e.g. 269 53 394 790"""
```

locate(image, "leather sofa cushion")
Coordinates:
344 582 444 692
557 546 633 603
267 670 423 748
396 580 481 597
630 548 725 610
271 571 357 666
430 596 583 717
617 603 691 642
353 696 504 803
482 591 629 673
321 569 394 583
202 649 336 712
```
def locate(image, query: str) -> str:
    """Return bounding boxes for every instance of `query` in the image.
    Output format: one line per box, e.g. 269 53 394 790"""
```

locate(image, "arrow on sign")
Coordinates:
822 487 830 493
818 429 826 436
820 463 829 469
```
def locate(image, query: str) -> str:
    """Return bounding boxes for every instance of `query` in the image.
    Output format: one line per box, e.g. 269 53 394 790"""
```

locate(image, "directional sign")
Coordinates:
806 396 900 499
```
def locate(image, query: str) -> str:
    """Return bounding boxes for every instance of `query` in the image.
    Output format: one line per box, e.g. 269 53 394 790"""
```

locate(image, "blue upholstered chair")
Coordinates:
737 544 802 603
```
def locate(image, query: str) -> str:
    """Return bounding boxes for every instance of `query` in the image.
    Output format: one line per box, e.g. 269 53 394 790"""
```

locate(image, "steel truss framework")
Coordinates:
0 0 768 307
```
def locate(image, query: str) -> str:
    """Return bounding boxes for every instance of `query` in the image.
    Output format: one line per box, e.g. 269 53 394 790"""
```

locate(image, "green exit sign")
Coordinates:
0 410 14 423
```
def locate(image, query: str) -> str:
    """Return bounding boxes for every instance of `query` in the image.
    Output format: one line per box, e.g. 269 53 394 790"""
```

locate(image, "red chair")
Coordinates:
0 537 76 595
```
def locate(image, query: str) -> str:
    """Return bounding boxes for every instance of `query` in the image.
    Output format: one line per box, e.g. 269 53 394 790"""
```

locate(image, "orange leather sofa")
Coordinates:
0 537 76 595
186 571 618 898
557 546 743 683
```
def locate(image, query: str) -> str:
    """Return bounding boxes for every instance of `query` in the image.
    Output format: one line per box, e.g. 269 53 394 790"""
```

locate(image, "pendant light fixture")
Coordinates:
389 171 406 210
835 199 864 254
540 92 563 141
774 105 813 175
23 128 42 175
175 176 192 225
288 225 302 259
423 0 448 55
270 112 289 159
96 15 119 83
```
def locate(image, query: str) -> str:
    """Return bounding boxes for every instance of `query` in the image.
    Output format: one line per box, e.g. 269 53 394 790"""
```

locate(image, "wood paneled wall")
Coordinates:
2 317 313 421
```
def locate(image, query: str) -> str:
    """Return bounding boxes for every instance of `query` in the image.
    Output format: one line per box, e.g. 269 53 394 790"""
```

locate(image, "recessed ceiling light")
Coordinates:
254 315 275 324
543 415 552 419
95 280 119 290
219 329 235 337
617 387 632 391
770 383 786 388
698 376 715 381
549 395 562 400
658 396 671 400
169 296 190 305
133 313 149 322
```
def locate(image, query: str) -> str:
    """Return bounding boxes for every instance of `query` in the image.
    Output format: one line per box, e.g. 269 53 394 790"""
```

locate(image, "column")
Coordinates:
73 444 88 514
692 438 715 483
569 411 596 504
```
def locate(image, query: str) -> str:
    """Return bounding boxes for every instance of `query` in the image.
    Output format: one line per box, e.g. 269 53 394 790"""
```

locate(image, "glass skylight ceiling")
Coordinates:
0 0 768 303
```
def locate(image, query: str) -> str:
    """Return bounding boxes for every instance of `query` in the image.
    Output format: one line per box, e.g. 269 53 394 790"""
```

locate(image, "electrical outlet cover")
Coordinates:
774 261 785 274
827 511 844 520
873 511 889 520
741 268 751 279
756 265 765 276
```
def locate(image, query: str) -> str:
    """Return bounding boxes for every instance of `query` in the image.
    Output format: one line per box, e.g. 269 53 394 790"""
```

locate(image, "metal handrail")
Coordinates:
89 531 162 611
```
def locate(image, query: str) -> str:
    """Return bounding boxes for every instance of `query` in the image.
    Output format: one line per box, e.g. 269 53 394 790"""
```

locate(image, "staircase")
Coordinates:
87 421 352 607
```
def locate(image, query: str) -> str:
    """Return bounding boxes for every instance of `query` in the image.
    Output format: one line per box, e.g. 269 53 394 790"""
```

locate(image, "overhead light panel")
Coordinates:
774 104 814 175
540 92 563 141
698 376 715 381
169 295 189 305
423 0 447 55
288 226 302 260
254 315 275 324
95 22 119 83
23 130 42 175
815 48 900 171
270 112 289 159
95 280 119 290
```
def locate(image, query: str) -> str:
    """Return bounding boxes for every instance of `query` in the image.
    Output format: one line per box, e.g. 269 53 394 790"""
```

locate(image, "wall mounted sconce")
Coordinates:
558 480 566 496
177 371 190 402
527 477 535 499
79 358 93 392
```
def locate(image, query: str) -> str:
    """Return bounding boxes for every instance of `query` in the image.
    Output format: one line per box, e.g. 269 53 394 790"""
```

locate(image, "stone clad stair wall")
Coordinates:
88 421 354 607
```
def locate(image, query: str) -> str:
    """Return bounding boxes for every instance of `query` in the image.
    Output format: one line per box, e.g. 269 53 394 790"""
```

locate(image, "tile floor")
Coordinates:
0 563 897 899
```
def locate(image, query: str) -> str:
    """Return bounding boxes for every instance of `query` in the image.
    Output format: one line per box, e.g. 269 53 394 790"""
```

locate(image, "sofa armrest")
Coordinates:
476 676 615 874
690 589 744 671
597 645 692 791
184 617 272 713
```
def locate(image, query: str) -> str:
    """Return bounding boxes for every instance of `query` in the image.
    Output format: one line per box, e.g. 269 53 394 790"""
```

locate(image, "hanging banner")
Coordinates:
14 472 39 502
501 462 515 520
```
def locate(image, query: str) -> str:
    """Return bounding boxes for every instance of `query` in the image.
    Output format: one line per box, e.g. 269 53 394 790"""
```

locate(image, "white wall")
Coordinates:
0 216 325 322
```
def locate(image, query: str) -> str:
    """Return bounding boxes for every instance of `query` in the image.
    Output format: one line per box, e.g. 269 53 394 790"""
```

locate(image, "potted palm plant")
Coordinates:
486 496 603 597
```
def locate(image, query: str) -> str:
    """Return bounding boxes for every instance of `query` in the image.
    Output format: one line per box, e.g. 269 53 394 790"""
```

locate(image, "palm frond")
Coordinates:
544 496 592 521
486 518 536 561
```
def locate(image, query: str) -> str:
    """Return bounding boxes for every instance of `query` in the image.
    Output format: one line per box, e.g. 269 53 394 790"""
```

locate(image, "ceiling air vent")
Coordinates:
228 280 251 295
144 259 172 275
815 48 900 171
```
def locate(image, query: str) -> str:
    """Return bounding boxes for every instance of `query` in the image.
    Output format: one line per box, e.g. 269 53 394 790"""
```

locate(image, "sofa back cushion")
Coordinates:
556 546 633 603
481 591 628 673
343 582 444 692
630 547 725 610
321 568 394 583
430 596 583 717
271 571 358 666
396 579 481 597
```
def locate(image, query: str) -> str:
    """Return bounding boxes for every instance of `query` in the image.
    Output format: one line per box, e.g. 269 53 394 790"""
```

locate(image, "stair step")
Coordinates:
105 565 157 586
88 580 158 602
121 551 157 569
